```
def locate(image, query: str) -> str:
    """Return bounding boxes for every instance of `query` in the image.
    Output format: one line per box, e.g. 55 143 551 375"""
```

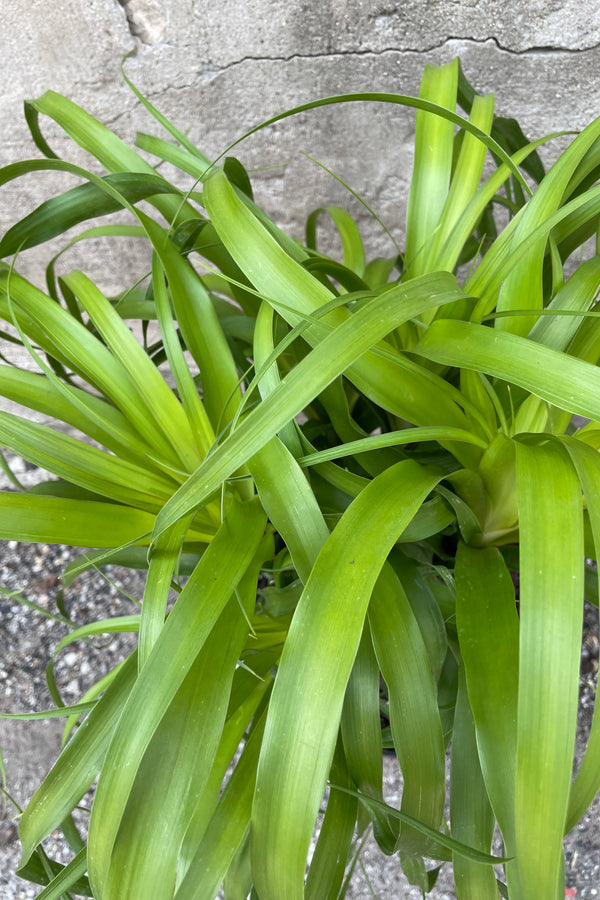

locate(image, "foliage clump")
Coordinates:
0 56 599 900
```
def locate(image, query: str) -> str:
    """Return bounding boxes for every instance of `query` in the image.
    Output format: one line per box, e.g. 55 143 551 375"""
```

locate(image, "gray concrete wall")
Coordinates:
2 0 600 290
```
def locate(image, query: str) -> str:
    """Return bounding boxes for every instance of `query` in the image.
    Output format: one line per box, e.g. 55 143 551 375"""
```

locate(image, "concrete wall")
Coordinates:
1 1 600 286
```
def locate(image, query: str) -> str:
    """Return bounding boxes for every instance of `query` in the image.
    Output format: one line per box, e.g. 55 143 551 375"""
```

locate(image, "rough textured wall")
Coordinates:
1 1 600 284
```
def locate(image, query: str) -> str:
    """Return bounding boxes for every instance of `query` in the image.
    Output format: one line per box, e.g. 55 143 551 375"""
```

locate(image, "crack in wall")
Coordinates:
199 34 600 78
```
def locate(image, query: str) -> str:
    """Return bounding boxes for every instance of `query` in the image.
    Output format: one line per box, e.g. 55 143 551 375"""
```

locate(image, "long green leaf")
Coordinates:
514 437 583 900
528 256 600 351
0 172 179 256
138 518 191 668
455 542 519 869
494 115 600 335
415 318 600 422
298 425 487 466
102 585 260 900
405 59 458 278
369 563 446 858
425 90 495 272
0 265 181 465
305 205 366 275
0 492 156 546
213 91 527 193
152 272 470 544
433 133 559 275
151 252 215 456
305 741 358 900
330 787 511 865
450 666 498 900
62 270 201 473
23 92 192 223
140 213 243 432
0 412 178 513
18 653 139 865
0 364 153 463
249 437 328 585
87 497 266 898
203 170 475 445
174 715 266 900
177 663 274 878
33 847 88 900
250 459 444 900
340 621 386 841
560 437 600 832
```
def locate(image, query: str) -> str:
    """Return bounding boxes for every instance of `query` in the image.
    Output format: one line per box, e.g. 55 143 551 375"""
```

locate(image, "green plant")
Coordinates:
0 56 598 900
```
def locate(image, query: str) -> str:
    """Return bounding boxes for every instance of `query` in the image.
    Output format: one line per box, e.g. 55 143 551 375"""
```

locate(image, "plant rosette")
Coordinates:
0 55 598 900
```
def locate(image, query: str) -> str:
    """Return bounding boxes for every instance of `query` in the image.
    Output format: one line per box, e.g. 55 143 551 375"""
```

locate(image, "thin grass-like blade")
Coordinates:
51 619 140 659
298 425 487 466
330 787 510 865
29 847 88 900
15 851 91 898
214 90 526 193
1 702 96 721
120 58 212 168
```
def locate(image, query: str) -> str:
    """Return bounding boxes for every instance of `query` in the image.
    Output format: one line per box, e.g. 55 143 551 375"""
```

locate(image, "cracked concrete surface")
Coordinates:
1 3 599 231
0 4 599 318
189 0 600 62
1 4 600 257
